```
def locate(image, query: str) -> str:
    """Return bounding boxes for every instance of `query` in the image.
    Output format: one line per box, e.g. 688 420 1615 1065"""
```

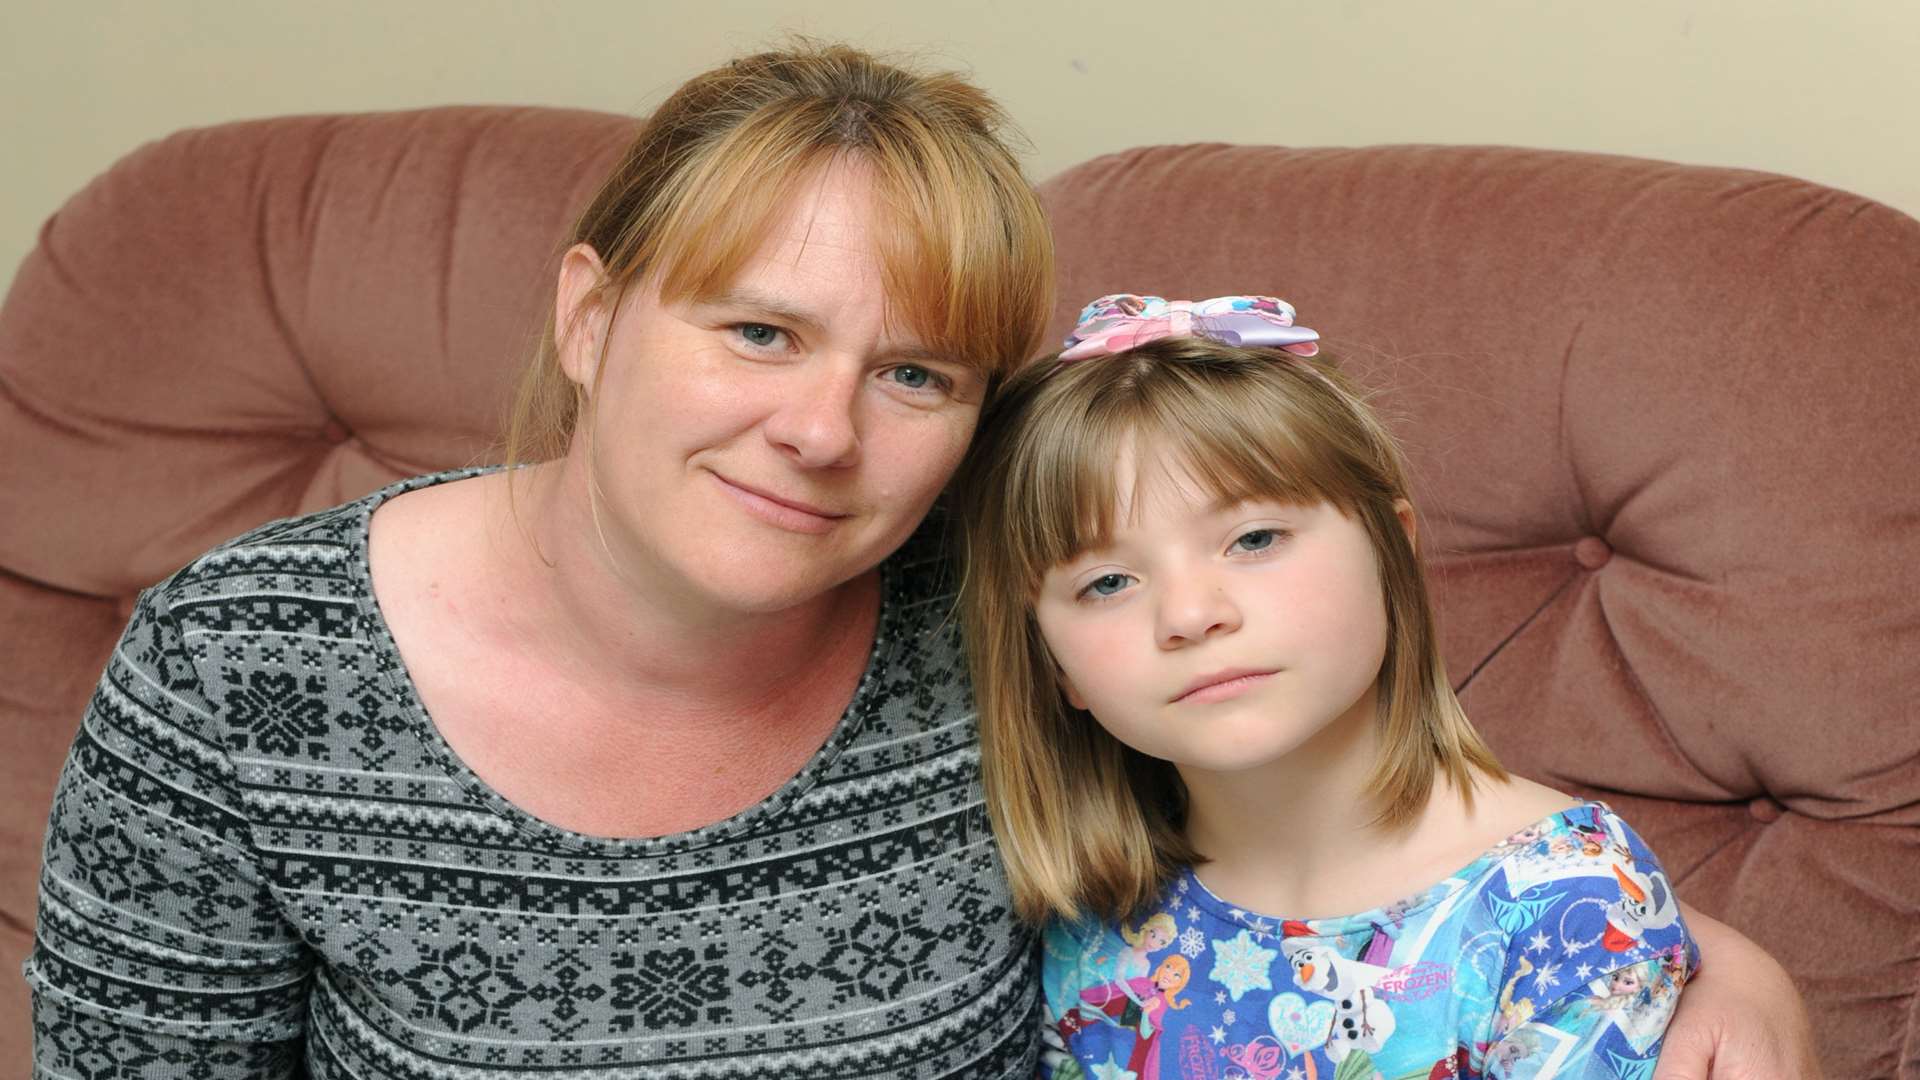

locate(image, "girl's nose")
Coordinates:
1155 573 1242 648
763 364 861 468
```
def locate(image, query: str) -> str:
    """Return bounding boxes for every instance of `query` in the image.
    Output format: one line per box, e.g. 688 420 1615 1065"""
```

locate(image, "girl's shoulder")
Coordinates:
1477 800 1696 971
1489 799 1675 882
1472 803 1699 1069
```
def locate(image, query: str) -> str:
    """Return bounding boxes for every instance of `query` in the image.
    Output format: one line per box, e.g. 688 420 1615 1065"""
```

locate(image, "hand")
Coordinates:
1655 904 1821 1080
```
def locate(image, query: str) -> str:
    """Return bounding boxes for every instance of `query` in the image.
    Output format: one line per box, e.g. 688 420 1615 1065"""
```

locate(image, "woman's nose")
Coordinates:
1155 573 1242 648
762 365 861 468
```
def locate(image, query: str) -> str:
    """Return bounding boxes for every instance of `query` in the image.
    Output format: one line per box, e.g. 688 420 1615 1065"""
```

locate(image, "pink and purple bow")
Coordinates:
1059 294 1320 362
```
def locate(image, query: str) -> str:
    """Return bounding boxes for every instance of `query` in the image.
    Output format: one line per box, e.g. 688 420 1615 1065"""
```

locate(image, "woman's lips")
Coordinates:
711 472 847 535
1172 668 1279 704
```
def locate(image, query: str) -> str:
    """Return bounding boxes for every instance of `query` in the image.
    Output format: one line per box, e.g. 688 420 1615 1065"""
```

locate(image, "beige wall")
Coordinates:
5 1 1916 298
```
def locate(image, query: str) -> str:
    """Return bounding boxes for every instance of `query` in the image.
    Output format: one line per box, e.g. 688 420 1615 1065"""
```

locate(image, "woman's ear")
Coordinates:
555 244 612 388
1393 498 1418 556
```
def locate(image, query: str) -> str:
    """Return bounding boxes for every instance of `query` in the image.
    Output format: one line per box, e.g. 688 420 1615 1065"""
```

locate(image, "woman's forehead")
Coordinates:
678 159 956 358
721 160 887 294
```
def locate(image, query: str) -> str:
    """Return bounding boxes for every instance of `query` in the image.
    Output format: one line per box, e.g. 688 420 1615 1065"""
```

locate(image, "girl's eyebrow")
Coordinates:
1205 495 1301 514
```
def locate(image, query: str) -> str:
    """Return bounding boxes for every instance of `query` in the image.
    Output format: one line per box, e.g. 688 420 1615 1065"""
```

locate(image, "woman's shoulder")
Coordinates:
153 467 491 606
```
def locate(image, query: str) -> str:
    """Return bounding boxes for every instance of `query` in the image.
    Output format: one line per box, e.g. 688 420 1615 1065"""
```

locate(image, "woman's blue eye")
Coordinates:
1084 573 1133 598
738 324 781 348
890 365 932 389
1234 529 1278 552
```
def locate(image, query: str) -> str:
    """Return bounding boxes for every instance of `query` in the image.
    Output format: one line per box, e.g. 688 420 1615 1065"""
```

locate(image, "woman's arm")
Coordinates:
1653 903 1821 1080
26 589 310 1078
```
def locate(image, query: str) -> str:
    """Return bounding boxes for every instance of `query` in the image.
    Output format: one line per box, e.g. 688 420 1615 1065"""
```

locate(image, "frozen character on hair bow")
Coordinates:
1059 294 1320 361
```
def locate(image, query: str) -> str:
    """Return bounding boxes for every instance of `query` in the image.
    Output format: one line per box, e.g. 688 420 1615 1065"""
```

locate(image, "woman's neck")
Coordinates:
487 461 882 723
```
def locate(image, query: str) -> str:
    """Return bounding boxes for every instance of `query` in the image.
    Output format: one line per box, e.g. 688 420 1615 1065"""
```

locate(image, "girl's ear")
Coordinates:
555 243 613 388
1393 498 1418 556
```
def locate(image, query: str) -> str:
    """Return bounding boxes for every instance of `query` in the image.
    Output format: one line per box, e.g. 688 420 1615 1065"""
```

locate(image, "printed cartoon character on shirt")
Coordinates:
1117 913 1179 986
1288 940 1396 1055
1282 929 1399 1071
1577 945 1694 1058
1057 912 1180 1032
1605 964 1648 1005
1602 858 1681 953
1075 954 1193 1080
1492 955 1536 1038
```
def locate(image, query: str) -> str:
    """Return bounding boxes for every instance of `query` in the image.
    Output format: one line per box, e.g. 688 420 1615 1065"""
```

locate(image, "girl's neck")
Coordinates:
1178 697 1554 922
1178 691 1407 919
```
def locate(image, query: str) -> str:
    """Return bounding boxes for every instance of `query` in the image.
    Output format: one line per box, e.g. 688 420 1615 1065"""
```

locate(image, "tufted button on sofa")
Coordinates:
3 109 1916 1076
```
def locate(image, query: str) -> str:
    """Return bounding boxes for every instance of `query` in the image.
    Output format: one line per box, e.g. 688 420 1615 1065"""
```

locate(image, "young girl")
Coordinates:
954 295 1697 1080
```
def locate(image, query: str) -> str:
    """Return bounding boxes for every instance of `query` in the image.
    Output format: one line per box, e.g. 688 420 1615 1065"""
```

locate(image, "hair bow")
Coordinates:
1059 294 1320 362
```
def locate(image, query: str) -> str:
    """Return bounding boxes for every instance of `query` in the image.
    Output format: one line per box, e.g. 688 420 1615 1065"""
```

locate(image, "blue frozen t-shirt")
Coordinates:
1040 802 1697 1080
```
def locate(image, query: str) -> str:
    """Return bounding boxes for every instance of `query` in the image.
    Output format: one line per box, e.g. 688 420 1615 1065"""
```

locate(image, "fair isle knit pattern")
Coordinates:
27 469 1039 1079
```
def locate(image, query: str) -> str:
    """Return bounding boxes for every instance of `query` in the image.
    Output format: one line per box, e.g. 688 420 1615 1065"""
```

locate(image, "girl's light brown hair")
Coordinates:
951 335 1505 924
503 40 1054 465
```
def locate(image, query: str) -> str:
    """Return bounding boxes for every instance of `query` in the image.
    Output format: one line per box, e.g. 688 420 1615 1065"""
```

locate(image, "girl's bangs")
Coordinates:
1004 363 1358 594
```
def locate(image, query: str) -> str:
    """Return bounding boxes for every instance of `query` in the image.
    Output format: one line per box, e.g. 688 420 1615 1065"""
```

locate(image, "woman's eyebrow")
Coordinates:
700 288 824 333
703 288 971 370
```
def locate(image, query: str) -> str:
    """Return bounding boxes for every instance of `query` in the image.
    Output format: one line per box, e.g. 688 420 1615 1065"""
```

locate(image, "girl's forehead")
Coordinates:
1107 439 1213 517
1108 438 1304 524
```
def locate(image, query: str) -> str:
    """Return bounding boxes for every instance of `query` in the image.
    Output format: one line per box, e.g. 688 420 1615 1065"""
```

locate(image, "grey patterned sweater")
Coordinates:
26 469 1039 1079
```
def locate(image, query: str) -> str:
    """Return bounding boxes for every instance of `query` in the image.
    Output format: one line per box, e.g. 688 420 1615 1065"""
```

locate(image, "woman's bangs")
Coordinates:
644 116 832 304
870 140 1051 378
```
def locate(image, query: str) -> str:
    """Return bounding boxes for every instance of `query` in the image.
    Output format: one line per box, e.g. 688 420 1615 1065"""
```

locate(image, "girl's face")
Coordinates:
1033 449 1398 778
554 158 986 615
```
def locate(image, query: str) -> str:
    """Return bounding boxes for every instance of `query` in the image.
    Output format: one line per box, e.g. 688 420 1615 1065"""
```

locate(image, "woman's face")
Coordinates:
556 158 987 616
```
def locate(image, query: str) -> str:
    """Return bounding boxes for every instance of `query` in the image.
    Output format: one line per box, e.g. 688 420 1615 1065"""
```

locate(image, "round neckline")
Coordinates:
1174 801 1604 940
345 466 901 857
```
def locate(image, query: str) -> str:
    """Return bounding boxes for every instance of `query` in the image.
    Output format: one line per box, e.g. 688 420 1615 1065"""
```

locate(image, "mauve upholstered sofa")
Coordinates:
3 107 1916 1076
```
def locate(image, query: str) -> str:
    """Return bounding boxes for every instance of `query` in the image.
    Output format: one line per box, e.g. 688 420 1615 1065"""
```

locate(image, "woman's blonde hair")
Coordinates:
503 40 1054 465
952 335 1505 924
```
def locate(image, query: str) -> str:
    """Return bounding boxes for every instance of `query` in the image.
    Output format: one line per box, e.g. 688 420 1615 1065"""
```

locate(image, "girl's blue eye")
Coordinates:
738 323 781 348
1233 529 1278 552
1083 573 1134 598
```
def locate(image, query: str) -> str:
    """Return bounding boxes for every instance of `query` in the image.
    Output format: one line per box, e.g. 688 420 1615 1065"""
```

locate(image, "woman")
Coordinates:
26 41 1815 1079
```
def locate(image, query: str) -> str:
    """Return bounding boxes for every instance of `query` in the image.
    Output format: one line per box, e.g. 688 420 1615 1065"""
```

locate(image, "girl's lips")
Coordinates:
1172 668 1279 704
711 472 847 535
